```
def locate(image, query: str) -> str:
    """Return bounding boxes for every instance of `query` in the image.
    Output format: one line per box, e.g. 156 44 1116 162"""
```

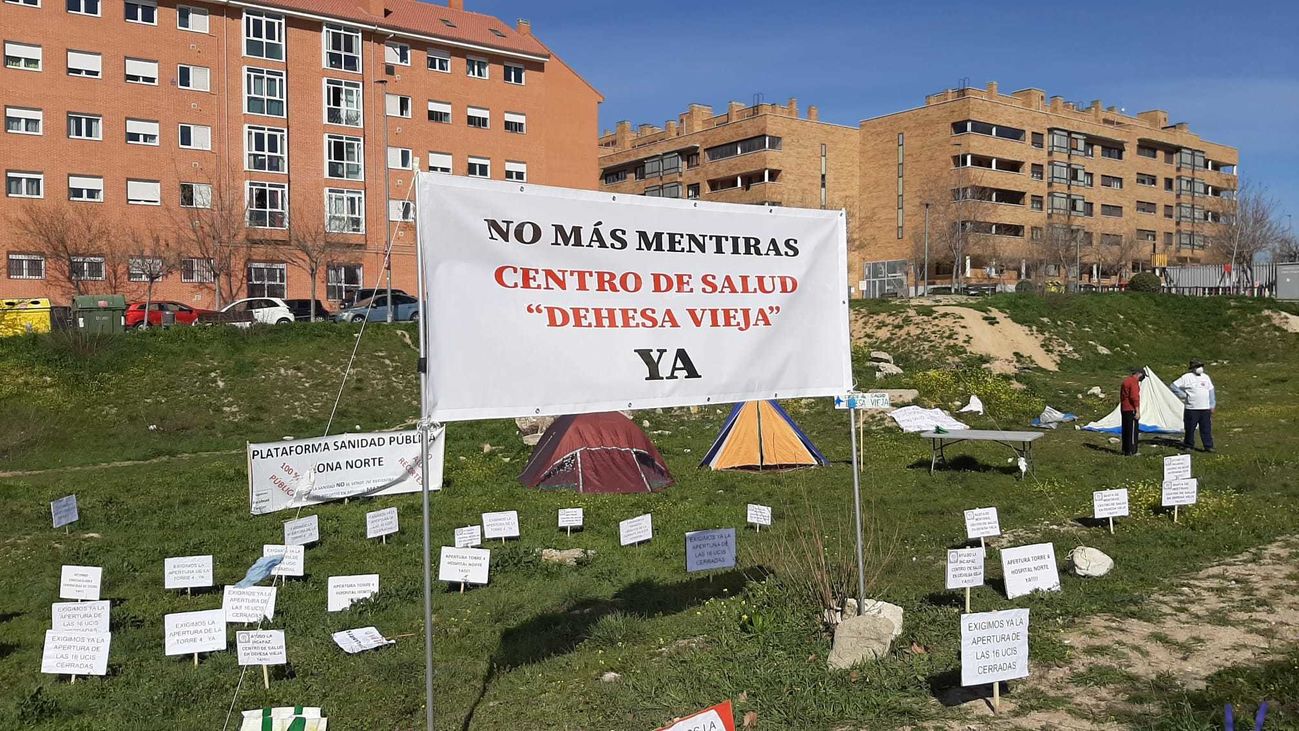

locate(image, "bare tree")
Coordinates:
1033 223 1083 290
287 214 354 320
9 201 119 297
1275 231 1299 263
171 171 250 309
1208 183 1285 278
126 231 177 328
1095 231 1144 284
914 176 995 290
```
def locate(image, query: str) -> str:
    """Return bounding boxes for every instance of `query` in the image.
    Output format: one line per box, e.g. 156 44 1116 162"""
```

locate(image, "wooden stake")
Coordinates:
70 675 76 684
193 653 199 667
262 665 269 689
382 534 387 545
1108 516 1114 534
992 681 1000 713
964 586 971 613
755 523 760 534
459 582 465 594
979 536 985 550
1174 505 1179 523
187 587 191 597
566 526 571 537
65 526 70 535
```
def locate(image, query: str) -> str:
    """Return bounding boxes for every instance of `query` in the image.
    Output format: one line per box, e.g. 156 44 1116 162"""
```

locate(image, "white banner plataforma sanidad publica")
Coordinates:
416 175 852 421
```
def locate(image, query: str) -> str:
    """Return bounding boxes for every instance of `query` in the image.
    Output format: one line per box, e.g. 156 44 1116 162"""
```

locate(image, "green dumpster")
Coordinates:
72 294 127 334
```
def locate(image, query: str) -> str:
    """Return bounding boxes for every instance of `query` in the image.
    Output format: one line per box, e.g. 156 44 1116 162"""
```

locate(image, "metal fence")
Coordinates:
1162 263 1279 297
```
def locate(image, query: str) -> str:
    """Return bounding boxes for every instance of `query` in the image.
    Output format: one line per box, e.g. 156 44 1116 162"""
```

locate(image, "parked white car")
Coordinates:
220 297 295 326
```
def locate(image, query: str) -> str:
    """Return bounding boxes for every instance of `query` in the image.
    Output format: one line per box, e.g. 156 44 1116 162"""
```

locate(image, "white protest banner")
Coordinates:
685 529 737 573
1093 489 1130 519
332 627 393 654
481 510 520 541
964 507 1001 541
1163 453 1192 482
834 392 891 410
164 555 214 590
236 629 286 666
164 609 227 656
416 175 851 421
283 515 319 546
1000 543 1061 599
327 574 380 612
438 547 490 585
454 525 482 548
41 631 110 676
262 545 305 578
619 514 653 546
945 548 985 590
52 600 110 633
960 608 1029 687
59 565 102 601
1162 478 1198 507
746 504 772 528
223 586 277 624
247 427 445 515
51 494 79 529
366 507 399 539
558 508 584 529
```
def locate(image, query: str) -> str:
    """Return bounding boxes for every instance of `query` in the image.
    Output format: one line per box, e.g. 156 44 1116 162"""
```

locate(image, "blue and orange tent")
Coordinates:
700 401 827 471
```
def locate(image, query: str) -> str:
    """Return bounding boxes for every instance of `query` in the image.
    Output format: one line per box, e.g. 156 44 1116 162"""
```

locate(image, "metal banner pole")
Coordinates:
849 406 866 613
413 173 435 731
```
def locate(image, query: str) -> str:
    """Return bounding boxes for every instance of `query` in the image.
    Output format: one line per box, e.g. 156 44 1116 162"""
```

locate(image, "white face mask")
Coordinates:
1193 367 1204 375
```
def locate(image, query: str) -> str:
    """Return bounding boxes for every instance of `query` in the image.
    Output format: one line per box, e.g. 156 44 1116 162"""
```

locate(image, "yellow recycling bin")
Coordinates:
0 297 53 336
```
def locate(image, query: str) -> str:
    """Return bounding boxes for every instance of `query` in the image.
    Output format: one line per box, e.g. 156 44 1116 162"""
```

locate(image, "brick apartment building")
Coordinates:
1 0 600 309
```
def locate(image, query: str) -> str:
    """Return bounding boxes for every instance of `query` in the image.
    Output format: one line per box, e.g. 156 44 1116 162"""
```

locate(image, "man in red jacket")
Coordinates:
1119 367 1145 456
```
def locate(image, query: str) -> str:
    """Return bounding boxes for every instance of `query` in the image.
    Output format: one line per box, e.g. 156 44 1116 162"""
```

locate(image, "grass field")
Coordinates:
0 293 1296 730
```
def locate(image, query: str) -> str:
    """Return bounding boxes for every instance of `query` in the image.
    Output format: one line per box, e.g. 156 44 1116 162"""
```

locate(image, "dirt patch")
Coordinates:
931 308 1060 374
853 305 1070 375
1263 309 1299 334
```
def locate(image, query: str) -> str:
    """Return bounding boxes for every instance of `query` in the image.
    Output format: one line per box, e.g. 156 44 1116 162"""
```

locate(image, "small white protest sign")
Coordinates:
51 495 79 529
262 545 305 578
52 600 110 633
332 626 393 654
1162 478 1198 507
945 548 985 590
222 586 277 624
1000 543 1061 599
41 631 110 676
1163 453 1192 482
481 510 520 540
236 629 286 666
366 507 399 539
834 392 892 410
1092 489 1130 519
164 555 214 590
283 514 320 546
164 609 227 656
557 508 584 529
59 565 102 601
685 529 737 573
327 574 380 612
439 546 490 585
960 608 1030 686
746 504 773 527
619 513 653 546
454 525 482 548
964 507 1001 540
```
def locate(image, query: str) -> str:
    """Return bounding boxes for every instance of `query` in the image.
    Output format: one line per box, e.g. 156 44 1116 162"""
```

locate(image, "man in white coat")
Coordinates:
1170 358 1215 452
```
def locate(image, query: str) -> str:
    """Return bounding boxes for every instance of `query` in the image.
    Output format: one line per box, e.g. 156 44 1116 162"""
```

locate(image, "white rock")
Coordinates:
869 351 894 364
600 671 622 683
540 548 591 566
827 615 894 670
874 363 904 379
859 599 904 639
1069 546 1114 577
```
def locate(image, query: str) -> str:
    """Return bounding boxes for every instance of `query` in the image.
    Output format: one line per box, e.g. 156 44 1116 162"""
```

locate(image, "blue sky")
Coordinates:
468 0 1298 225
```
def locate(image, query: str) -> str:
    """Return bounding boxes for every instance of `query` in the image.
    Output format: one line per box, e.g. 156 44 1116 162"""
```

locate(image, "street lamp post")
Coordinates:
375 79 394 323
923 202 930 297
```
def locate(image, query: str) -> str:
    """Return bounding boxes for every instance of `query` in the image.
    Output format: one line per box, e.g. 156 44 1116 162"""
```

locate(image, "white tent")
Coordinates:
1082 367 1184 434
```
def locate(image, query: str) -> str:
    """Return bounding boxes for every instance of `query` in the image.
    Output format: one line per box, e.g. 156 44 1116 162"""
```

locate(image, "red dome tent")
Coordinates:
518 412 673 493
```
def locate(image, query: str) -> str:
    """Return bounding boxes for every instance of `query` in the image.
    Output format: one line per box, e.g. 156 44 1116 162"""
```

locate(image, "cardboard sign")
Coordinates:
332 626 393 654
454 525 482 548
1000 543 1061 599
1092 489 1130 519
60 565 102 601
236 629 286 666
746 503 772 526
481 510 520 540
51 494 79 528
557 508 584 529
1163 453 1192 482
619 513 653 546
960 608 1030 686
834 392 891 410
655 700 736 731
964 507 1001 540
41 631 110 676
262 545 305 578
945 548 985 590
366 507 399 539
283 515 320 546
51 600 110 633
164 609 228 656
222 586 277 624
438 546 490 585
1162 478 1198 507
327 574 380 612
685 528 737 573
164 555 214 590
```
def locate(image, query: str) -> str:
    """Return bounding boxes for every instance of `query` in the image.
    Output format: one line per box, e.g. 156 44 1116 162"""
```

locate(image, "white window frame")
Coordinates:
66 50 102 78
387 147 414 170
384 41 410 66
6 0 40 7
8 253 45 280
127 256 164 282
243 10 285 61
326 263 363 302
67 0 99 16
67 112 101 140
325 134 364 180
467 106 489 129
125 57 159 85
178 123 211 150
245 124 287 173
177 64 210 91
4 42 42 71
427 100 451 124
5 171 43 198
427 151 451 174
180 182 212 208
124 0 156 25
504 63 525 85
324 78 363 127
177 5 208 32
245 67 286 117
323 24 361 73
467 156 489 178
324 188 365 233
504 111 526 134
246 181 288 229
126 118 160 146
126 179 161 205
181 257 215 283
466 56 488 79
385 94 411 118
71 255 106 281
246 261 287 297
504 161 527 182
388 199 414 222
426 48 450 73
5 106 42 135
68 174 104 202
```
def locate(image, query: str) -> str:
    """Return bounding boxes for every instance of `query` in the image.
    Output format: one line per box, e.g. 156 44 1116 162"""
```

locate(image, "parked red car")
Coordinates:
124 301 211 328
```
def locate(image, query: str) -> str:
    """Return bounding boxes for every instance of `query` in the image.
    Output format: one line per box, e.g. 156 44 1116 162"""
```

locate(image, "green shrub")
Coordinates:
1014 279 1036 294
1127 272 1162 292
911 368 1043 419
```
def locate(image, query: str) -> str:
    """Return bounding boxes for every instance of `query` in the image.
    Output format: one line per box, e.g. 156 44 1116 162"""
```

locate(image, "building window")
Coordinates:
66 50 102 78
387 147 414 170
467 106 489 129
1136 200 1156 215
385 94 411 118
127 256 163 282
1163 204 1174 219
427 100 451 124
1030 163 1043 181
247 181 288 228
384 42 410 66
1164 177 1174 191
68 174 103 201
686 183 700 199
1030 195 1043 211
67 0 100 16
246 125 287 172
323 25 361 72
7 0 39 6
124 0 156 25
427 152 451 174
1030 226 1043 241
705 135 782 161
244 10 284 61
1101 174 1123 189
504 111 525 134
247 262 286 297
178 64 210 91
326 263 362 302
323 78 363 127
644 185 661 197
951 120 1026 141
6 107 42 135
126 179 161 205
601 169 626 185
1136 173 1156 187
67 112 100 140
661 182 681 198
1137 229 1156 242
504 64 524 84
71 256 105 281
388 200 414 222
467 156 489 178
125 118 159 145
180 182 211 208
325 134 364 180
8 253 45 279
426 48 450 72
179 123 211 150
182 257 214 283
1101 204 1123 217
125 57 158 84
324 188 364 233
1178 149 1206 170
504 161 526 182
466 56 488 78
177 5 208 32
1099 146 1123 160
245 67 286 117
1031 132 1044 148
3 42 42 71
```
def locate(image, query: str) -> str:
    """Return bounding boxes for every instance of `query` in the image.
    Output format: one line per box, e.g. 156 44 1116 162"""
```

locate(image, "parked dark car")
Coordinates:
283 299 333 321
340 288 408 310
